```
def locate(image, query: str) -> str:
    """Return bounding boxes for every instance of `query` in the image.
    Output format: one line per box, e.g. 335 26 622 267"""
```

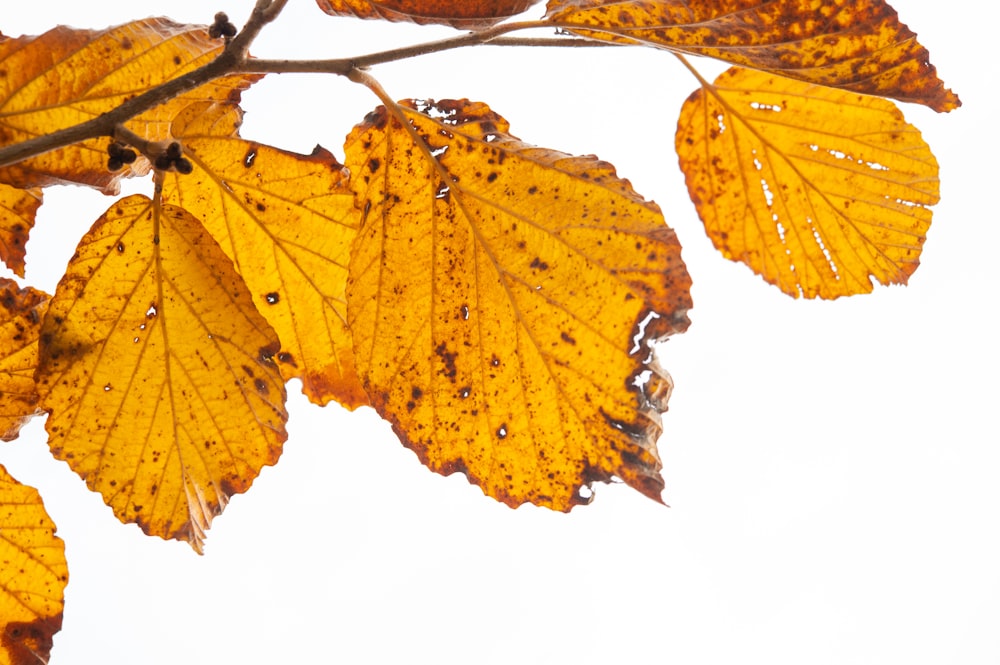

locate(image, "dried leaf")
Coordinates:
0 185 41 278
345 99 691 509
36 195 287 552
315 0 541 28
0 465 67 665
0 19 258 193
162 102 365 408
0 278 48 441
675 66 938 299
545 0 961 112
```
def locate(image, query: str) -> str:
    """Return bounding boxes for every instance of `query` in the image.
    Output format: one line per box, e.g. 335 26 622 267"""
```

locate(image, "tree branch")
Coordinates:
0 19 617 169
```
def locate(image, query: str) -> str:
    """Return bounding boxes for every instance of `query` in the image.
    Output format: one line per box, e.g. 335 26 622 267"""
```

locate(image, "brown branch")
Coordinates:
0 19 621 169
0 2 288 169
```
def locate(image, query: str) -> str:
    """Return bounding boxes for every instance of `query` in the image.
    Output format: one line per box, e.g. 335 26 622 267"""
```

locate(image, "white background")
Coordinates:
3 1 997 663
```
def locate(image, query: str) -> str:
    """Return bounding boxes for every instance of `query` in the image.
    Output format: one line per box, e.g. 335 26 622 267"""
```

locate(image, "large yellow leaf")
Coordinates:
675 66 938 299
0 19 258 193
0 278 48 442
0 184 40 277
345 99 691 509
315 0 542 28
162 102 365 408
35 195 287 552
0 465 67 665
545 0 961 112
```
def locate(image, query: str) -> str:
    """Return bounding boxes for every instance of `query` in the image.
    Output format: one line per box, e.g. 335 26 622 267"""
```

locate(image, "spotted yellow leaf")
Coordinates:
0 185 41 277
162 102 365 408
676 67 938 298
0 278 48 441
0 19 258 192
345 99 691 509
315 0 541 28
0 465 67 665
36 195 287 552
545 0 960 112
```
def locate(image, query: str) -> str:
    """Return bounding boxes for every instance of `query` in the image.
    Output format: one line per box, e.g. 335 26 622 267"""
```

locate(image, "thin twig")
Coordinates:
230 0 290 57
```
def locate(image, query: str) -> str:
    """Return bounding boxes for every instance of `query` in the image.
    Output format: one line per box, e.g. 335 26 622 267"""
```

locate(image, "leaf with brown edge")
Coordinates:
345 99 691 510
162 102 366 409
0 278 48 442
544 0 961 112
675 66 938 299
0 465 67 665
0 184 40 277
35 195 287 553
315 0 541 29
0 19 259 193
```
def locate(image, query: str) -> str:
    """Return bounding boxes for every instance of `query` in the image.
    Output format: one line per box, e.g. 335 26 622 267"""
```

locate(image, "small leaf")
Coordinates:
315 0 541 28
162 102 365 408
345 99 691 509
0 185 41 278
0 19 259 193
0 465 67 665
545 0 961 112
675 66 938 299
0 278 48 442
36 195 287 552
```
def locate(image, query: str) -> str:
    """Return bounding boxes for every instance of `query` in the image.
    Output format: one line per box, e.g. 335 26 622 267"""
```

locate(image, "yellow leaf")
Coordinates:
0 185 41 277
545 0 961 112
162 102 365 408
314 0 541 28
0 465 67 665
36 195 287 552
675 66 938 299
0 278 48 442
0 19 258 193
345 99 691 509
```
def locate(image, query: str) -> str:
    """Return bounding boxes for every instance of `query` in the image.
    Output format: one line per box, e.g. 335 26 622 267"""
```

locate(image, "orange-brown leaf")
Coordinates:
675 66 938 299
0 184 40 277
0 465 67 665
36 195 287 552
545 0 960 112
162 102 365 408
0 19 258 193
0 278 48 441
315 0 541 28
345 99 691 509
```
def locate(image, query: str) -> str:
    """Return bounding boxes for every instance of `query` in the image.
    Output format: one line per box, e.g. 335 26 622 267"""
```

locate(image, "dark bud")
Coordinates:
174 158 194 175
210 12 237 39
165 142 182 159
107 141 124 157
107 157 124 172
154 154 173 171
119 148 138 164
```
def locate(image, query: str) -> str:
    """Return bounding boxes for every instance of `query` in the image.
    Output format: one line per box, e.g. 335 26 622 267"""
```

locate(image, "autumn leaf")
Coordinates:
544 0 961 112
0 465 67 665
0 185 41 278
345 99 691 509
675 66 938 299
162 102 366 408
0 19 259 193
0 279 48 442
35 195 287 552
315 0 541 28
